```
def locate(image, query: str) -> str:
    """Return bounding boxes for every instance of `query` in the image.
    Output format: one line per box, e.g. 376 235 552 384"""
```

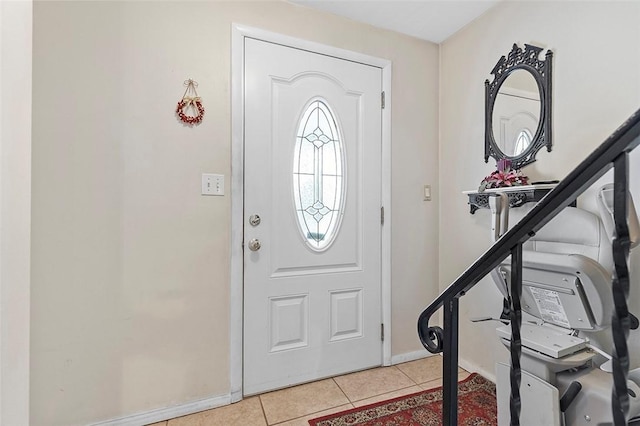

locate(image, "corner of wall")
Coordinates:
0 1 32 424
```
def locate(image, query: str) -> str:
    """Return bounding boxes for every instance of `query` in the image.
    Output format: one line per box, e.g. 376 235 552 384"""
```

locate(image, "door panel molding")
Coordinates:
230 24 391 401
270 264 362 278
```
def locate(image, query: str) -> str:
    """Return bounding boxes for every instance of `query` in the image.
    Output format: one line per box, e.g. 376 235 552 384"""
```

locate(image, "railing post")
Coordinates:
612 152 631 425
510 244 523 426
442 297 459 426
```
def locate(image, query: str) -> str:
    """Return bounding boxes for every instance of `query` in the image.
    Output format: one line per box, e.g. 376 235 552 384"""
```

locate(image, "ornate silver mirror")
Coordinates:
485 44 553 169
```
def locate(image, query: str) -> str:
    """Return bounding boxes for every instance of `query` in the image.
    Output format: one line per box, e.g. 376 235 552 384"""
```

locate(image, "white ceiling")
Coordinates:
289 0 501 44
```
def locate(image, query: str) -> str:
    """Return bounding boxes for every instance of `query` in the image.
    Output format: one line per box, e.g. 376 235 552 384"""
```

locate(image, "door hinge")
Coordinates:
381 91 386 109
381 206 385 225
381 323 385 341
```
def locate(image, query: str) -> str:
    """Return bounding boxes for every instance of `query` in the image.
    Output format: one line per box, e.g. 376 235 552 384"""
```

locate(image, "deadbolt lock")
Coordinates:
249 214 261 226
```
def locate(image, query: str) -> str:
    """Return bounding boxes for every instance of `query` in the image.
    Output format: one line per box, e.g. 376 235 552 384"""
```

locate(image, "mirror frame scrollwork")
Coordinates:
485 43 553 170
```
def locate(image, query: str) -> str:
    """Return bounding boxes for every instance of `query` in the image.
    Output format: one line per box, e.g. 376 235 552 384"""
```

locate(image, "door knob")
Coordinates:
248 238 261 251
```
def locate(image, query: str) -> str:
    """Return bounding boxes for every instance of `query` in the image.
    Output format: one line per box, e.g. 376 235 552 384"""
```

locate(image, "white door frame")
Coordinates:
230 24 392 401
0 1 33 424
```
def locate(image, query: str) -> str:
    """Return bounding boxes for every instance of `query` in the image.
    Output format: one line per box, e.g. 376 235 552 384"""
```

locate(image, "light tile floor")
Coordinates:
148 356 470 426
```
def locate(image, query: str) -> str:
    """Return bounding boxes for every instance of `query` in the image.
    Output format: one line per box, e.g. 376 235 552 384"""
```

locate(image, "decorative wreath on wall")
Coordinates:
176 79 205 125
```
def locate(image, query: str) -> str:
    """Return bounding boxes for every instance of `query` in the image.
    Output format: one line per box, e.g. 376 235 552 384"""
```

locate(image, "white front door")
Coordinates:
243 38 383 395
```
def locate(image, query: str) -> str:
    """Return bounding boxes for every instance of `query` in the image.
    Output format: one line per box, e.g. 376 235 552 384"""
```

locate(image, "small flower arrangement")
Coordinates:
479 159 529 192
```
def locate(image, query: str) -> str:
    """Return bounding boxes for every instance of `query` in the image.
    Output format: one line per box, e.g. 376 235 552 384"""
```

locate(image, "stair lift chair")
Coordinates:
491 184 640 426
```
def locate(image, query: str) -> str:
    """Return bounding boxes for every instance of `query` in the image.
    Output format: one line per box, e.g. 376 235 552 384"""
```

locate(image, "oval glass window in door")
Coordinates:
293 99 345 251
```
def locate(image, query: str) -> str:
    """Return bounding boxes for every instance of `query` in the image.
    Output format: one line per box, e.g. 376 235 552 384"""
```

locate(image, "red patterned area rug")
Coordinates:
308 373 496 426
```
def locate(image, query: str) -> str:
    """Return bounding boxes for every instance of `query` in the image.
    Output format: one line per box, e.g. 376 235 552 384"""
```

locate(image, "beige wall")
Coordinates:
31 1 439 424
440 1 640 378
1 1 32 424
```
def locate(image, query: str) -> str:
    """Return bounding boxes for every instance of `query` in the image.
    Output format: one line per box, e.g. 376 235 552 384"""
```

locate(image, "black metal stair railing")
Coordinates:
418 108 640 426
612 153 632 425
509 245 523 425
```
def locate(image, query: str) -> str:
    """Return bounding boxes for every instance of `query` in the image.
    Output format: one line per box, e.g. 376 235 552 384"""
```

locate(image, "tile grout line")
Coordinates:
258 394 271 425
350 384 422 406
333 366 424 405
331 377 353 404
420 378 444 390
262 378 354 425
270 370 446 426
269 402 355 426
394 364 421 386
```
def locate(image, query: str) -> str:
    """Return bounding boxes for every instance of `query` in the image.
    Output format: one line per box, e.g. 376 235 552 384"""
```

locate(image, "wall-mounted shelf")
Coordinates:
463 184 558 214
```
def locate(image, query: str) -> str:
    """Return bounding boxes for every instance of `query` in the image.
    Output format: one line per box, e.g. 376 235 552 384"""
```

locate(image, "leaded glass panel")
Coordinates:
293 99 345 251
514 129 532 156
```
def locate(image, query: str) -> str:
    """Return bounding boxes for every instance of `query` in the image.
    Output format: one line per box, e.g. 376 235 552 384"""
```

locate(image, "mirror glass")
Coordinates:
485 43 552 170
491 69 541 157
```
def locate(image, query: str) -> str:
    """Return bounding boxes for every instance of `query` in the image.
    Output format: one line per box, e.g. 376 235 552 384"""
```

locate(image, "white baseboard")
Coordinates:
90 393 231 426
230 388 243 403
458 357 496 383
390 349 433 365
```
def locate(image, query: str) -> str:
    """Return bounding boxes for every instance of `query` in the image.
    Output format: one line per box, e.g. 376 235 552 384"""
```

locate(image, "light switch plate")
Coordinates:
424 184 432 201
202 174 224 196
